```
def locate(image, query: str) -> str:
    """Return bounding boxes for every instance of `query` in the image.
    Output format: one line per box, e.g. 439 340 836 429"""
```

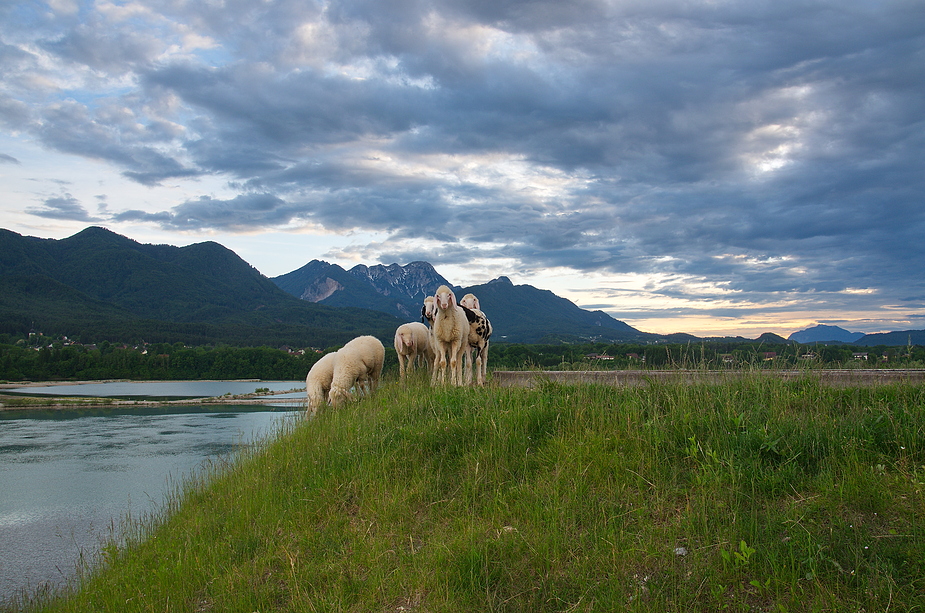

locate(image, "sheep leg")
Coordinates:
449 341 464 386
463 344 474 385
479 343 489 385
368 362 382 394
432 349 447 385
472 347 483 386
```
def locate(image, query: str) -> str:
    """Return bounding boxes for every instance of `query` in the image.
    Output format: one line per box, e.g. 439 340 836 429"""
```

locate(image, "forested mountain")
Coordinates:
273 261 657 343
788 325 865 344
854 330 925 347
452 277 657 343
0 227 402 347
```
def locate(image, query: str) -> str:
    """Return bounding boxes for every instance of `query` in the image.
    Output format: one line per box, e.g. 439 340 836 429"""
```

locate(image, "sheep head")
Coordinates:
460 293 480 310
434 285 457 310
396 328 416 349
422 296 436 323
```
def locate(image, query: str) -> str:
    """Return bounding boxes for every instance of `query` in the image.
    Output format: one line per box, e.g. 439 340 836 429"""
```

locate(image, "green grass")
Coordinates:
20 373 925 612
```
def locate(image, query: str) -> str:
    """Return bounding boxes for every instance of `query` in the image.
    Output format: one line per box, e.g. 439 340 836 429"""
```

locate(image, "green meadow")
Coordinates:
19 373 925 612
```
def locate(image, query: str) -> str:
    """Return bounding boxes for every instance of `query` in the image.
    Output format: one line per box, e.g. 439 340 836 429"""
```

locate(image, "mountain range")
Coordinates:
0 227 660 346
272 261 668 343
1 227 921 347
0 227 402 347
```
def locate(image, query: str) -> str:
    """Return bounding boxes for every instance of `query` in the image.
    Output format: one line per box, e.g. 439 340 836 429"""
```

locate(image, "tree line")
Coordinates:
1 333 923 382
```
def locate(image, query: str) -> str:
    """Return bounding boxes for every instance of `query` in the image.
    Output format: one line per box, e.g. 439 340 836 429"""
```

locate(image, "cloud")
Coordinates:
114 192 296 231
26 193 100 222
2 0 925 332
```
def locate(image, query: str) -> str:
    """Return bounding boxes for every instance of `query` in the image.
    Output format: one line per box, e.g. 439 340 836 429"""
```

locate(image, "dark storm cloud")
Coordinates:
114 193 295 230
27 194 100 222
3 0 925 317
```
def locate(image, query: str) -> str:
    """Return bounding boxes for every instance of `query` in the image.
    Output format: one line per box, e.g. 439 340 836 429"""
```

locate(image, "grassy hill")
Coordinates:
28 375 925 612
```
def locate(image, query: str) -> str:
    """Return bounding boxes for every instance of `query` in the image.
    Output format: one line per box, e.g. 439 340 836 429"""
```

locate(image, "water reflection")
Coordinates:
0 404 297 604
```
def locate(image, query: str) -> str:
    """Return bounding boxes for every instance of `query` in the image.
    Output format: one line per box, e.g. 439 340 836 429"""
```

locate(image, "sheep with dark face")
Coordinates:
430 285 468 386
421 295 436 327
394 321 435 380
329 335 385 407
460 293 492 386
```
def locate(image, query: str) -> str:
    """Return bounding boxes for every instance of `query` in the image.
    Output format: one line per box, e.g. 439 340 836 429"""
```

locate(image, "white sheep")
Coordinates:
305 352 337 414
430 285 469 386
459 293 492 386
394 321 435 380
329 335 386 408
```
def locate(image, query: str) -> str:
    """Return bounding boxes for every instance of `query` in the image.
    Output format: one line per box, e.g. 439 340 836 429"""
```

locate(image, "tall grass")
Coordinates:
25 373 925 612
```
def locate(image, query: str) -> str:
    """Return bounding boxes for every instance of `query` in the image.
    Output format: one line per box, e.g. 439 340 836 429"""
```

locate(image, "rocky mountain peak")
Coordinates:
348 261 452 300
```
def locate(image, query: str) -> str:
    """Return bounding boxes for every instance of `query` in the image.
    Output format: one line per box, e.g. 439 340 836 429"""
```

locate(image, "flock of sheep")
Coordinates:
305 285 493 413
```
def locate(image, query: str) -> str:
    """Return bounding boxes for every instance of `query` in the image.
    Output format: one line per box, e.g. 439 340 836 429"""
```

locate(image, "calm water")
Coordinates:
0 392 301 604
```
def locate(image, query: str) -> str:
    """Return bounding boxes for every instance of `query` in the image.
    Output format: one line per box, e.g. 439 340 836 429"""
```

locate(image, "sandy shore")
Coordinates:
0 380 306 411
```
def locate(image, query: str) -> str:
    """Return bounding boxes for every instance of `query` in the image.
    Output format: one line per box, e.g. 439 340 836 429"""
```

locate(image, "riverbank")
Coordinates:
0 380 305 411
29 377 925 613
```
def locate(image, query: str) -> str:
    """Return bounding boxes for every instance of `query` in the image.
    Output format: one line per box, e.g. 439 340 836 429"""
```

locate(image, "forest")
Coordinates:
1 332 923 382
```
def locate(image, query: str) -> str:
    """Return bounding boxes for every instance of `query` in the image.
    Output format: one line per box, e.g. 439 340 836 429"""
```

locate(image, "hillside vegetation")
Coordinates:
0 227 402 347
26 375 925 612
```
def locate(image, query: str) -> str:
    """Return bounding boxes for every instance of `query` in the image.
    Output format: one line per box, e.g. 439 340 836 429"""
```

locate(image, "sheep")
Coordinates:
329 335 385 408
394 321 435 379
421 295 436 327
305 351 337 414
459 293 492 386
430 285 469 386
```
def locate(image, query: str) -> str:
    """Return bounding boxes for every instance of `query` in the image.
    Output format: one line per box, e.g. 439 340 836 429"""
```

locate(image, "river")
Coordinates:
0 381 303 605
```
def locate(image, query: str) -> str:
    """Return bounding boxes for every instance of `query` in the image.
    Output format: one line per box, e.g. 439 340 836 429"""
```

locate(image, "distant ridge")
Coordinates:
789 325 865 344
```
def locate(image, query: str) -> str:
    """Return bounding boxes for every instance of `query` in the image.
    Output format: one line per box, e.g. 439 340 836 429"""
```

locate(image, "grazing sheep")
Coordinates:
329 335 385 408
459 294 492 386
430 285 469 386
394 321 435 379
305 352 337 414
421 295 436 327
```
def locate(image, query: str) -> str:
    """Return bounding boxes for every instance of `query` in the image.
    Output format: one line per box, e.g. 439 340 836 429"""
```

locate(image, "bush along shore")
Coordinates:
18 373 925 612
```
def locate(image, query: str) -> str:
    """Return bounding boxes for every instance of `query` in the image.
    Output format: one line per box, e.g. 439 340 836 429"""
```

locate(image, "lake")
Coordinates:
0 381 304 605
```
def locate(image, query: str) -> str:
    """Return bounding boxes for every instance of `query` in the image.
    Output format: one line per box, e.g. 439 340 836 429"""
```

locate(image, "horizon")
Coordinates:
1 1 922 338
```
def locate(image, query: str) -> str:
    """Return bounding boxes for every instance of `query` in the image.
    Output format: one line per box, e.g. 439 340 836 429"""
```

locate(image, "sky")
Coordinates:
1 0 924 338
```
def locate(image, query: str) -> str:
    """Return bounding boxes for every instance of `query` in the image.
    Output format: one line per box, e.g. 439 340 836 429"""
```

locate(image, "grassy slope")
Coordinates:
31 375 925 612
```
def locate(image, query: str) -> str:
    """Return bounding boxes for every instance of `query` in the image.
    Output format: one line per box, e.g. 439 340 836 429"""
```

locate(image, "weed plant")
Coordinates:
23 372 925 612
